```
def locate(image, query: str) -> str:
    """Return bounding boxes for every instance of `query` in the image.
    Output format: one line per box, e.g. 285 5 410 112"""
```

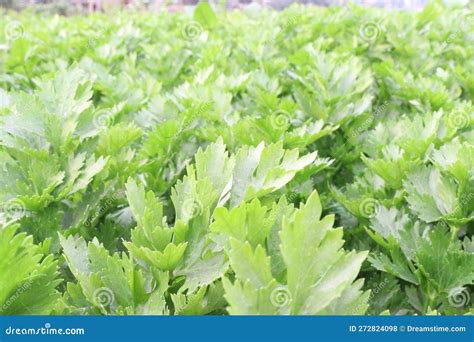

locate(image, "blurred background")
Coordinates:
0 0 430 14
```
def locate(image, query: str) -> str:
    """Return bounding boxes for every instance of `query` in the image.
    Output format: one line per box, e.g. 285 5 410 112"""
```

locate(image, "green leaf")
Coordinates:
404 167 459 223
227 239 273 288
194 2 217 29
223 191 369 315
0 224 60 315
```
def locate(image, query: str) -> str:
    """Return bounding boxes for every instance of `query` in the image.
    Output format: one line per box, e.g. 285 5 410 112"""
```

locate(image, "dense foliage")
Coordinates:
0 1 473 316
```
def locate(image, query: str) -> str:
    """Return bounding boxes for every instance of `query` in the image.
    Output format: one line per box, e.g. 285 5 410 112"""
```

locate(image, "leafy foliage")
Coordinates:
0 1 473 316
0 223 61 314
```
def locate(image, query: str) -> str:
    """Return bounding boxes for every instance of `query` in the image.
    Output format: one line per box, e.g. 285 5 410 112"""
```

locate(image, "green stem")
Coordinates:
450 225 460 242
